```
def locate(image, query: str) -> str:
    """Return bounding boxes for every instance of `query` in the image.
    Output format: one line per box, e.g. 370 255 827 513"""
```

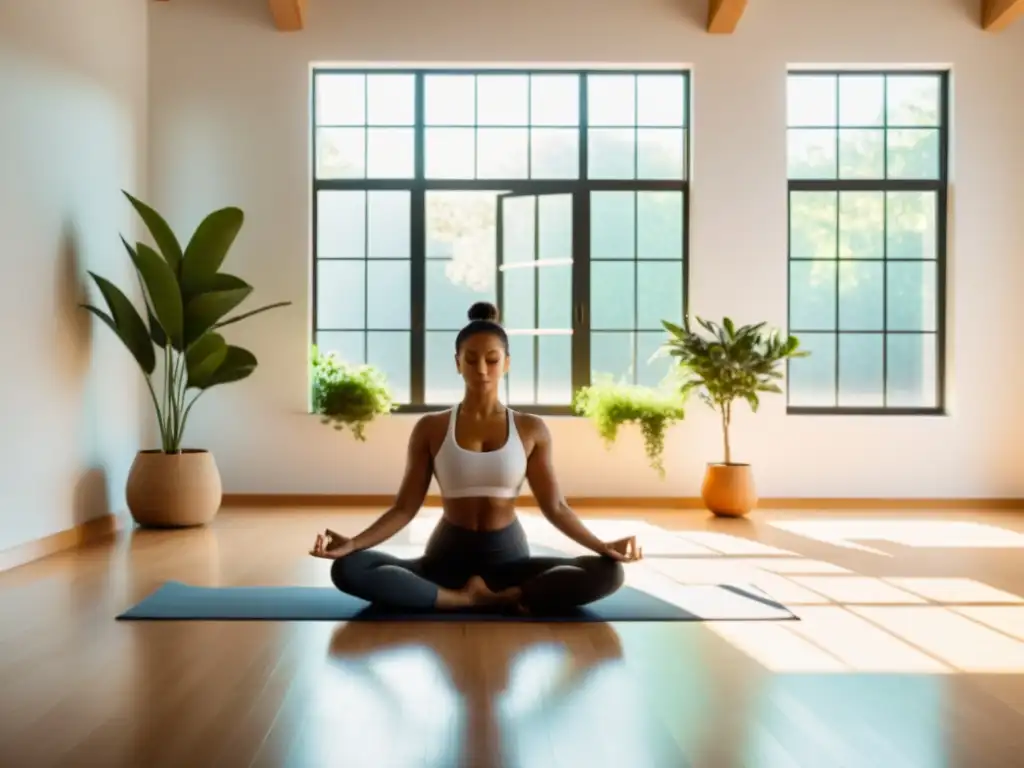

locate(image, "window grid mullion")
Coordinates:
409 73 426 404
785 69 948 416
312 68 690 413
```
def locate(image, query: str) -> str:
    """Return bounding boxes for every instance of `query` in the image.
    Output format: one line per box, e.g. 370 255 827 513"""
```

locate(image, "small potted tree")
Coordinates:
310 345 396 440
573 377 685 479
660 316 808 517
81 191 291 527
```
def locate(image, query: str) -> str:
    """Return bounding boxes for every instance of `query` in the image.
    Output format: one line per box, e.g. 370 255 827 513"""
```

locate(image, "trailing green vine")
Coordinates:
573 379 685 478
310 346 396 440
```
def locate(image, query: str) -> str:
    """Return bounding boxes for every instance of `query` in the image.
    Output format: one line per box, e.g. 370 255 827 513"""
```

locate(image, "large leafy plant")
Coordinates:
573 378 685 478
310 345 396 440
81 191 290 453
660 317 808 464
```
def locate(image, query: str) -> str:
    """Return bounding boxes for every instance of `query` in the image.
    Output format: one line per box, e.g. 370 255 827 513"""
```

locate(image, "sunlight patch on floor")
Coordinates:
704 584 1024 674
886 578 1024 604
951 607 1024 641
645 560 834 605
710 621 851 672
384 511 1024 674
710 606 950 673
848 606 1024 673
769 518 1024 553
786 576 930 604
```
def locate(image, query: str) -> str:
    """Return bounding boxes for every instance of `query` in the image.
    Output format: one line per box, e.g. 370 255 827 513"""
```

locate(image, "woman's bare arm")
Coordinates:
345 416 436 552
523 416 616 557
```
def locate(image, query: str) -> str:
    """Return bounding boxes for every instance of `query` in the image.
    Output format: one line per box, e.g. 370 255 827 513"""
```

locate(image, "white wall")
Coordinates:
0 1 149 551
147 0 1024 499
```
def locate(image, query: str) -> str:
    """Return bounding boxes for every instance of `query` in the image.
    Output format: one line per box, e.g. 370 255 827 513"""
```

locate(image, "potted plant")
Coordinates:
81 191 291 527
660 316 808 517
573 377 686 479
310 345 396 440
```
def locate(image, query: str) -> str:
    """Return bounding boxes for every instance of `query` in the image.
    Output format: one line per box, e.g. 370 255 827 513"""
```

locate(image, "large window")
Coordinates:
785 70 948 414
312 68 689 412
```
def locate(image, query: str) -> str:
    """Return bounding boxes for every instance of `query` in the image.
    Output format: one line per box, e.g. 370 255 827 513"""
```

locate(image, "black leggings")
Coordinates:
330 517 625 613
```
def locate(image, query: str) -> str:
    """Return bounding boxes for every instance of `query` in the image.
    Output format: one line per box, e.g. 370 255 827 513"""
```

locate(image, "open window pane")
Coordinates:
537 335 572 404
497 192 574 405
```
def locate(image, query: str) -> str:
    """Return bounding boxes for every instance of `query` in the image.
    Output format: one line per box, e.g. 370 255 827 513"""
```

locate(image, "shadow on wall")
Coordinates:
73 467 111 525
55 220 92 378
56 220 116 525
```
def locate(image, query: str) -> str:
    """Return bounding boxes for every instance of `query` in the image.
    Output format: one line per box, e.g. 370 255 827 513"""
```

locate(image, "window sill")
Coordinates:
786 406 947 417
391 404 577 417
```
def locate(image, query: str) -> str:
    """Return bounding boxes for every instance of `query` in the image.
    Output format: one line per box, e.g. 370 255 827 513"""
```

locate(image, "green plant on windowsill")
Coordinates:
310 345 397 440
572 377 686 478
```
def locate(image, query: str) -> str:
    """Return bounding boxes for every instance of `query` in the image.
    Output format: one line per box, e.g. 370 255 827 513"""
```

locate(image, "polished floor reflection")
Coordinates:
4 506 1024 766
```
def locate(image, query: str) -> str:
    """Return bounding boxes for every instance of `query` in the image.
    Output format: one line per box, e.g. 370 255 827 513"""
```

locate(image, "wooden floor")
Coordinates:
5 506 1024 767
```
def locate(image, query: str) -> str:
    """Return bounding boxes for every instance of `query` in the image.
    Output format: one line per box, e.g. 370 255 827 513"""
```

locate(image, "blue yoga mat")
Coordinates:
116 580 798 623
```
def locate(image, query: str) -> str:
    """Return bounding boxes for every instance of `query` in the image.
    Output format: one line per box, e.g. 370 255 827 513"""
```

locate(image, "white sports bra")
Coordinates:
433 405 528 500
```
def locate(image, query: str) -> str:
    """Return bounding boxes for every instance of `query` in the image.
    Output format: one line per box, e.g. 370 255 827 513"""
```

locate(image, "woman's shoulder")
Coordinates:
511 409 548 439
410 411 451 443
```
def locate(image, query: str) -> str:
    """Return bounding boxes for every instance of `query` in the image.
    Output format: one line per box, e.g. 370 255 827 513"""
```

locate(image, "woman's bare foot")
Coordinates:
461 576 509 608
433 576 519 611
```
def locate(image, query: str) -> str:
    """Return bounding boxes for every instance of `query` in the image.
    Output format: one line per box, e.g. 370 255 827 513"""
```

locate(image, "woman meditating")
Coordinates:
309 301 642 615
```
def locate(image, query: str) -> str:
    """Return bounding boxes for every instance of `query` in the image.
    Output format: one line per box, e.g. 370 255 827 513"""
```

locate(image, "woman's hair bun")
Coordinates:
467 301 500 323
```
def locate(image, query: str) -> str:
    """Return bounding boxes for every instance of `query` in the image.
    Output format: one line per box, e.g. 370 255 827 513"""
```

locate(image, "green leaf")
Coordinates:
185 333 229 389
655 314 810 417
122 191 183 274
209 272 252 292
127 238 184 348
193 345 258 390
148 308 167 348
662 319 687 337
80 304 118 335
179 207 244 299
183 285 253 346
86 273 156 374
214 300 292 330
121 237 167 349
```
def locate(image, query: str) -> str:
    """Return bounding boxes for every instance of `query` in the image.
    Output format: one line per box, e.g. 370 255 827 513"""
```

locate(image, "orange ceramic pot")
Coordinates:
700 463 757 518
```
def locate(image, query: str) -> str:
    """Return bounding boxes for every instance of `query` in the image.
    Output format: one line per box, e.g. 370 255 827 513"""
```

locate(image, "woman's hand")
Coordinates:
602 535 643 562
309 529 355 559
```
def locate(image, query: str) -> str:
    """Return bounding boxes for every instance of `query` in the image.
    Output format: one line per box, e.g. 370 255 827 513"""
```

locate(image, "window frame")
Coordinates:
310 67 691 415
784 68 950 416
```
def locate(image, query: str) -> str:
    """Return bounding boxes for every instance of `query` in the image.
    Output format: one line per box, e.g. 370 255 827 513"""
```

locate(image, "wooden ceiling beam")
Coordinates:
269 0 306 31
707 0 748 34
982 0 1024 31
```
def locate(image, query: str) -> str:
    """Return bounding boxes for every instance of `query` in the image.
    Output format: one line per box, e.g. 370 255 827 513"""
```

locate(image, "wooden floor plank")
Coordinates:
3 506 1024 766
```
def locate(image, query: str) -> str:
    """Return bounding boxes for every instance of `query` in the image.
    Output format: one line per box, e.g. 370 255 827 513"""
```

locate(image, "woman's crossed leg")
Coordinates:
330 547 624 615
